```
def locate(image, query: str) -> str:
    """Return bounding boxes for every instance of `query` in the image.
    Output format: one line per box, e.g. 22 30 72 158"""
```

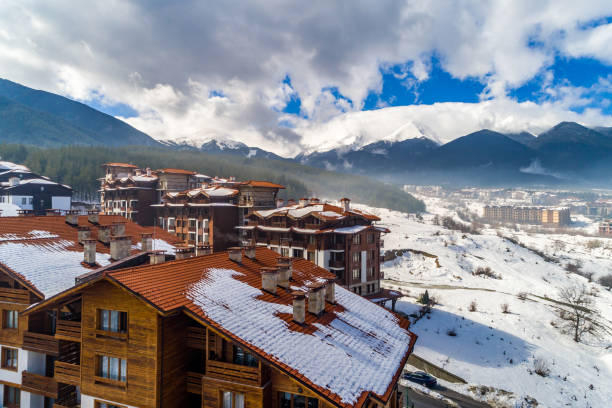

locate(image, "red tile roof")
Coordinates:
103 162 139 168
157 168 197 175
240 180 285 189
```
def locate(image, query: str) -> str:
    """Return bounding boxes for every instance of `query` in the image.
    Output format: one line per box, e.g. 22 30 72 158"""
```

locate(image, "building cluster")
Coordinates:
0 211 415 408
0 161 72 215
483 205 571 226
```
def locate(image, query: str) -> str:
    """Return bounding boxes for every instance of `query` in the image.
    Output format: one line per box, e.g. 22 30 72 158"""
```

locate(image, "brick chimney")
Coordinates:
244 246 256 260
65 210 79 226
140 233 153 251
196 244 212 256
307 283 325 316
98 225 111 244
261 267 279 295
340 198 351 212
110 235 131 261
277 261 291 289
325 280 336 304
292 291 306 324
83 239 97 266
77 226 91 244
87 211 99 224
298 198 309 207
150 251 166 264
110 223 126 237
228 247 242 263
276 198 285 208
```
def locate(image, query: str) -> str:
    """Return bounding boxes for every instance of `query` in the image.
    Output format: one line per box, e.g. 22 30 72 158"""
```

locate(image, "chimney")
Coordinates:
261 267 279 295
8 177 19 187
98 225 111 244
141 233 153 251
228 247 242 263
150 251 166 265
287 199 296 206
65 211 79 226
277 259 292 288
276 198 285 208
309 197 320 204
307 283 325 316
278 256 293 280
292 291 306 324
146 167 152 176
325 280 336 304
77 226 91 244
87 211 99 224
83 239 97 266
298 198 309 207
196 244 212 256
175 246 195 260
110 235 131 261
340 198 351 212
110 223 126 237
244 246 256 260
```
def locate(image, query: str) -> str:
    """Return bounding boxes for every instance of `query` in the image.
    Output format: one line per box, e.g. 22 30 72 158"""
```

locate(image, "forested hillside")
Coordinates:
0 144 425 213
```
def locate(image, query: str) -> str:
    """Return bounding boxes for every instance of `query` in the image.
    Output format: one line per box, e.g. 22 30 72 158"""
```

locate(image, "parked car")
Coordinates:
402 371 437 388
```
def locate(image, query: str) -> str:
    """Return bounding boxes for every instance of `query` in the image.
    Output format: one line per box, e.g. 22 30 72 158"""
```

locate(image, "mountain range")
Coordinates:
1 78 612 187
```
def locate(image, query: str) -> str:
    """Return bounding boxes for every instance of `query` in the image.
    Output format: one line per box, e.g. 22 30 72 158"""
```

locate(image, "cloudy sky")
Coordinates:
1 0 611 156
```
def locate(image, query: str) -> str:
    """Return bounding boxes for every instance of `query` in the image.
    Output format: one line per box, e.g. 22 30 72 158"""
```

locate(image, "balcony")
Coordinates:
331 243 345 251
54 361 81 386
328 260 345 269
22 371 58 399
205 360 262 386
22 332 59 356
0 287 30 304
186 326 206 350
55 320 81 342
186 371 202 394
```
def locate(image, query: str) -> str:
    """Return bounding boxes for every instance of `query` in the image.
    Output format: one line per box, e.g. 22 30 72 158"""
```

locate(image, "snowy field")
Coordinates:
354 199 612 408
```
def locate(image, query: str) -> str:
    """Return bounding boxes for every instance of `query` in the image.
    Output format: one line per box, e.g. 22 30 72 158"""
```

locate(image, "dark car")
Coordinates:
402 371 437 388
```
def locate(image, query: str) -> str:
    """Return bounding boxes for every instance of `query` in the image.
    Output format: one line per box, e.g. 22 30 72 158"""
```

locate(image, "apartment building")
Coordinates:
22 247 416 408
483 205 571 226
238 198 400 308
0 213 181 407
0 161 72 215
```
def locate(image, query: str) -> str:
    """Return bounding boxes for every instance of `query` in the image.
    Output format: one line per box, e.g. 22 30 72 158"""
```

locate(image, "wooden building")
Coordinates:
237 198 400 307
22 247 416 408
0 213 181 407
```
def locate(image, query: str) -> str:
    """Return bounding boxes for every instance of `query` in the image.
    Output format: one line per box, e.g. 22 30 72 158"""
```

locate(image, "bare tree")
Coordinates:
556 284 601 343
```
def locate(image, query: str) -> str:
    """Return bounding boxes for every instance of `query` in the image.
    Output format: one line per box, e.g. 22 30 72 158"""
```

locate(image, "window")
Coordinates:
1 347 17 370
293 249 304 258
352 252 360 264
281 247 289 257
279 392 319 408
368 267 376 277
3 310 18 329
352 268 360 280
233 346 258 367
28 197 33 205
97 355 127 382
21 197 27 205
189 219 196 229
370 249 376 261
367 233 375 244
307 251 315 262
3 385 19 408
168 218 175 231
95 401 125 408
188 232 196 242
353 234 361 245
308 235 315 245
222 391 245 408
98 310 127 334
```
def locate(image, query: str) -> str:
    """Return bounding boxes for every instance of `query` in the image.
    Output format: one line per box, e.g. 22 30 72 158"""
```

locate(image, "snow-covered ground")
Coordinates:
356 200 612 408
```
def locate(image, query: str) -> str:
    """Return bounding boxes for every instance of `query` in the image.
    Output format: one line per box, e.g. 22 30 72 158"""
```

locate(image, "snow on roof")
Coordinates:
16 178 61 186
333 225 371 234
0 203 20 217
319 211 343 218
0 239 112 297
288 205 325 218
0 161 30 172
131 175 158 182
187 268 412 406
203 186 239 197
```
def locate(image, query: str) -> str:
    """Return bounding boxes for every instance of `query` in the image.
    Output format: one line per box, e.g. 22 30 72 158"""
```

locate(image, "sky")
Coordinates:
0 0 611 156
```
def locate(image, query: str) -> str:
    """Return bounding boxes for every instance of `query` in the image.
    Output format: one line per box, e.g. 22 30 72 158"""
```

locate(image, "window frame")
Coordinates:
2 310 18 330
95 400 127 408
1 347 18 371
278 391 319 408
95 354 128 387
221 390 245 408
96 309 128 339
3 384 20 408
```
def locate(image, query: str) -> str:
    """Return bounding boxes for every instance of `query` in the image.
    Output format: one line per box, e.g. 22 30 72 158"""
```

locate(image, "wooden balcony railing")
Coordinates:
22 332 59 356
186 371 202 394
328 260 345 269
22 371 58 399
54 361 81 386
55 320 81 342
206 360 261 386
186 326 206 350
0 287 30 304
304 223 321 230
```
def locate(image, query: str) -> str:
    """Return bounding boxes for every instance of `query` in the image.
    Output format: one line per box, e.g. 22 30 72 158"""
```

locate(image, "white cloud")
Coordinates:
0 0 610 157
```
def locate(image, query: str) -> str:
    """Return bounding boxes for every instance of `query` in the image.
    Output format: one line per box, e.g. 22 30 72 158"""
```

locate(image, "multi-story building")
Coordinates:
483 205 571 226
154 180 284 251
238 198 400 308
0 161 72 215
0 212 181 407
21 246 416 408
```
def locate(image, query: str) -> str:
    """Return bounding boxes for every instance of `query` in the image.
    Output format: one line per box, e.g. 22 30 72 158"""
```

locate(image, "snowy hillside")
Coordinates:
357 203 612 407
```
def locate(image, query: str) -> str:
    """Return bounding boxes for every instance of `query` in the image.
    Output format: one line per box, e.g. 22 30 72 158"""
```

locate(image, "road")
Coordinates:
405 386 491 408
